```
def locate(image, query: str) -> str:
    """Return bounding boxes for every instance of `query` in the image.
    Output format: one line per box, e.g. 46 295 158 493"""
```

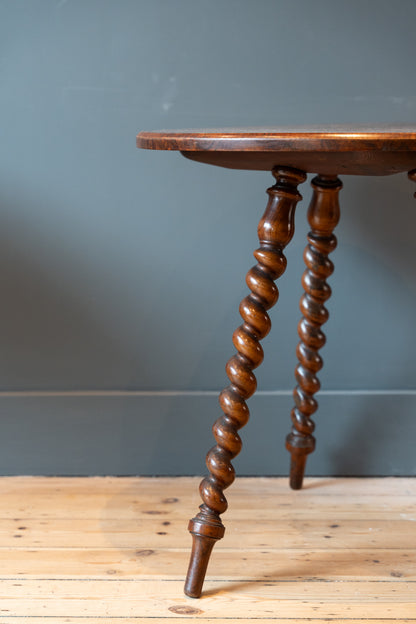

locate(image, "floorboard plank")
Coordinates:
0 517 414 549
0 476 414 622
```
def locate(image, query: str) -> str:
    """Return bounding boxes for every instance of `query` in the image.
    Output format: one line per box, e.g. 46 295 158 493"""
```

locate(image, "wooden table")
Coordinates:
136 125 416 598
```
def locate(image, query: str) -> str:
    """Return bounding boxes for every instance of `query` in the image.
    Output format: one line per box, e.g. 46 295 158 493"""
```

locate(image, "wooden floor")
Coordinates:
0 477 415 622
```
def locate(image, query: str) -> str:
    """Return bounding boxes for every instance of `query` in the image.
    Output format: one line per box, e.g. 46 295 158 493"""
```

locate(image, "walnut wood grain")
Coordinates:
184 167 307 598
137 125 416 151
137 126 416 175
286 175 342 490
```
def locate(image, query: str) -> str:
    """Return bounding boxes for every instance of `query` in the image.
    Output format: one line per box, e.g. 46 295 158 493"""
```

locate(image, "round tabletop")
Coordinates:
136 124 416 176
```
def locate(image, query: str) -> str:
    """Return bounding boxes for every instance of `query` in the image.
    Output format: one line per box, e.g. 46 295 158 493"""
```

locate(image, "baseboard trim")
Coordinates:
0 388 414 397
0 391 415 475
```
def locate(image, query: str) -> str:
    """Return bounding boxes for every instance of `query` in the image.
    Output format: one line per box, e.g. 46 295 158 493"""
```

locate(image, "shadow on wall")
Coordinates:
326 394 416 476
314 173 416 476
325 172 416 389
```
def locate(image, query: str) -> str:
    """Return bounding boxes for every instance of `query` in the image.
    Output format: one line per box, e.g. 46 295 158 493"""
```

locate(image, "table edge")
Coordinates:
136 130 416 152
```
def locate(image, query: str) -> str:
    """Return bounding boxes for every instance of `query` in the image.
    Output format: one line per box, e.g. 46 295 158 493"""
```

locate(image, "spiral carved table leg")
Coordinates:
184 166 307 598
286 174 342 490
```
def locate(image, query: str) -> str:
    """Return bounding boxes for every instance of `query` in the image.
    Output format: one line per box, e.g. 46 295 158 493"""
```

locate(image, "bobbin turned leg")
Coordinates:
184 166 307 598
286 175 342 490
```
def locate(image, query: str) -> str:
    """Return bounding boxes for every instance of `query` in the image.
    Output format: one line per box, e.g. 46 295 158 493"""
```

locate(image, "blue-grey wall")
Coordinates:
0 0 415 475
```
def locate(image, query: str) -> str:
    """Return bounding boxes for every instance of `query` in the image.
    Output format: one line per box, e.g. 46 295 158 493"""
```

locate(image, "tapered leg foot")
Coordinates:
184 505 225 598
286 174 342 489
185 535 216 598
288 450 308 490
286 432 316 490
184 167 307 596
